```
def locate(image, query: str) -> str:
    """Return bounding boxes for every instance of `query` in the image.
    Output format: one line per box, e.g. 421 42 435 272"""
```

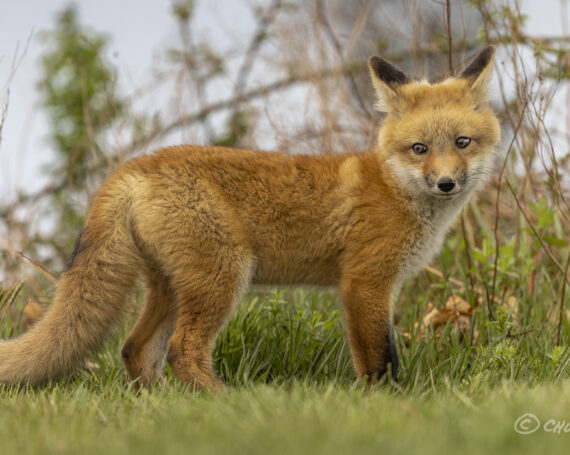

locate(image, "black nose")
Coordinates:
437 177 456 193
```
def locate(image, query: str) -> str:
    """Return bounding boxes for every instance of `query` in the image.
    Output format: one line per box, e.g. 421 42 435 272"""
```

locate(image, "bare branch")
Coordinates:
557 248 570 345
491 101 528 304
234 0 282 98
445 0 454 73
315 0 372 119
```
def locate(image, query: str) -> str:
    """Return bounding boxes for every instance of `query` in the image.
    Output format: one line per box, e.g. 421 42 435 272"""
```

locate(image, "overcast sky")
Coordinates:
0 0 567 204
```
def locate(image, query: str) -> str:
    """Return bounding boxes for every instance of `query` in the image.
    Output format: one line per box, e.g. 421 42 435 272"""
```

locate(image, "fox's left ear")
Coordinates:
459 45 495 102
368 56 411 113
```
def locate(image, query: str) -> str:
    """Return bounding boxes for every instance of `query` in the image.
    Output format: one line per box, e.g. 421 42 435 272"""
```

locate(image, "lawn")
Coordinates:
1 381 569 455
1 274 569 454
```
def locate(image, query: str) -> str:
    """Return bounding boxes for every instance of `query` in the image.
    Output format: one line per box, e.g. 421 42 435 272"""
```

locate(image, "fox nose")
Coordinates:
437 177 456 193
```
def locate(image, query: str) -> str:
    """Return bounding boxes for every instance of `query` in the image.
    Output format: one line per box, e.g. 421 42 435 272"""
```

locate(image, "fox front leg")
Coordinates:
340 274 398 383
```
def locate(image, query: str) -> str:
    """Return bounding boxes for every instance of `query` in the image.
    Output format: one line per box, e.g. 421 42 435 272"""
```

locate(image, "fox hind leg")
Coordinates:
121 269 177 388
131 180 254 391
166 253 254 392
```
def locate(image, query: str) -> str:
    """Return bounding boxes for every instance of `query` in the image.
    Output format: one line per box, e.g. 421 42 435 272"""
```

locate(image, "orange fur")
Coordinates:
0 47 500 388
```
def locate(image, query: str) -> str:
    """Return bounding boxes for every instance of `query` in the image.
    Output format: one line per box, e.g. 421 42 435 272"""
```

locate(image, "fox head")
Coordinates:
368 46 500 200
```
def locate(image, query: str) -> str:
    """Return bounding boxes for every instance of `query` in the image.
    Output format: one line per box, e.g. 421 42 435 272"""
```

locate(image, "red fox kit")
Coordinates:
0 47 500 389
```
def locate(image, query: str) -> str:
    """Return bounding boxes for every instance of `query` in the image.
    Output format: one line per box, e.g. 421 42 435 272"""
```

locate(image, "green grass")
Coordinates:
1 287 569 454
1 381 569 455
1 228 569 454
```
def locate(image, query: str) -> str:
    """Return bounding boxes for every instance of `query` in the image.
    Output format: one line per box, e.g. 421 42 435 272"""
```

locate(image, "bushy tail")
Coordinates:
0 190 140 385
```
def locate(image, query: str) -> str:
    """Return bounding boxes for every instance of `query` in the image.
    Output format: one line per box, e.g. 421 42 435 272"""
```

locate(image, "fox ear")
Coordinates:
459 45 495 102
368 56 410 112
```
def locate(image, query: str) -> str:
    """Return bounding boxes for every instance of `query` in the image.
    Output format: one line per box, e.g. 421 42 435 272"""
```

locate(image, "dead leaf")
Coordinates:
23 299 44 328
422 307 455 330
82 360 100 373
412 295 476 344
445 295 473 316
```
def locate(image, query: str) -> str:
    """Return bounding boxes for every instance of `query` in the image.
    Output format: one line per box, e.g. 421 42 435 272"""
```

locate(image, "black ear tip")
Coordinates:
480 45 496 59
368 55 410 86
470 45 496 67
368 56 385 72
460 45 496 79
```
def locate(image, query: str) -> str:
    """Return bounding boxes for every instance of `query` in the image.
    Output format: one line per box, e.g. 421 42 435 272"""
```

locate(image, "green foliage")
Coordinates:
38 6 123 252
0 282 23 338
214 290 352 385
527 197 568 248
39 6 122 181
211 110 255 147
171 0 194 23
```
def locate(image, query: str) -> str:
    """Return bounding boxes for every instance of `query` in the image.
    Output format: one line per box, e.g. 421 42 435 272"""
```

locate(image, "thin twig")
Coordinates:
315 0 372 119
234 0 282 98
18 252 57 284
460 214 475 291
557 247 570 345
505 180 570 290
490 101 528 305
0 88 9 152
506 328 537 338
445 0 454 73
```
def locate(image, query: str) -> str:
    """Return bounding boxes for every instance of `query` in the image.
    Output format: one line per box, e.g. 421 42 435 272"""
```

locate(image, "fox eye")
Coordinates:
456 137 471 148
412 143 427 155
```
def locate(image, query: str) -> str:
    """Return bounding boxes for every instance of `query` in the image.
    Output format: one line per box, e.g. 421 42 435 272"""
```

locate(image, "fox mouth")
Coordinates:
428 188 464 199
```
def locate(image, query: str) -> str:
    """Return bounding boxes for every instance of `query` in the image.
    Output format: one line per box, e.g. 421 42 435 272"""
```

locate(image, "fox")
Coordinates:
0 46 500 390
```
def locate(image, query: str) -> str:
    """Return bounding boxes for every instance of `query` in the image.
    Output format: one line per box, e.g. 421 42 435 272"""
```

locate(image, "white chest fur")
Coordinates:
400 193 468 279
